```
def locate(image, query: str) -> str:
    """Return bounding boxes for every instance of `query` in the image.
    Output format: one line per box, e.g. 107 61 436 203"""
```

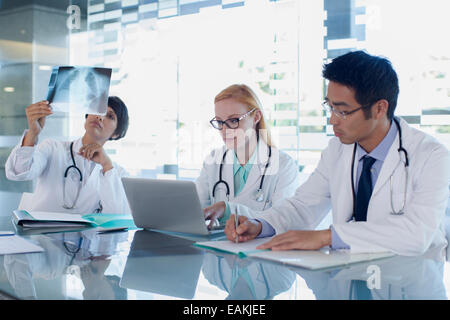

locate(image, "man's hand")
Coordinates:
224 214 262 243
256 229 331 251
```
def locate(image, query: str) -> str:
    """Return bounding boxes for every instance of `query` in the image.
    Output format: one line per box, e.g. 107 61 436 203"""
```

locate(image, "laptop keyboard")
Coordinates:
210 224 225 231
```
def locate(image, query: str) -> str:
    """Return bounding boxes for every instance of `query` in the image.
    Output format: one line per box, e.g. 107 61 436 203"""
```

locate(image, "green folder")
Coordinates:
81 213 137 231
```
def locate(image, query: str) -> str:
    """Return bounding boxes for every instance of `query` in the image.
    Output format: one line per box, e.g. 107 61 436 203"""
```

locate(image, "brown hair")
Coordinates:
214 84 273 147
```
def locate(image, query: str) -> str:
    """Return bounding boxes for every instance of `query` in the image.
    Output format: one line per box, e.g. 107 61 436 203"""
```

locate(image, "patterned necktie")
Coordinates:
354 156 376 221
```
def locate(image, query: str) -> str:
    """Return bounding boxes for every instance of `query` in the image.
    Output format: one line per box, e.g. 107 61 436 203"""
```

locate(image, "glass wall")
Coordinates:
0 0 79 192
70 0 312 180
1 0 449 192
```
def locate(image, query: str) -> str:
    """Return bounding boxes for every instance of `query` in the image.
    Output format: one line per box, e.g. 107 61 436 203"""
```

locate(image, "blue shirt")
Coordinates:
258 121 399 249
355 120 398 191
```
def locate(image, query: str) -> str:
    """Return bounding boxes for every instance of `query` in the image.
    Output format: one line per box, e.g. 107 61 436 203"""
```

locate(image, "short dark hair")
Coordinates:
107 96 129 140
322 50 399 120
85 96 129 140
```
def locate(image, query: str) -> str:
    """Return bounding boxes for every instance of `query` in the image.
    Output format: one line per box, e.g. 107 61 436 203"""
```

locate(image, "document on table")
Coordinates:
0 232 44 255
13 210 94 228
195 238 270 258
248 248 396 270
195 238 395 270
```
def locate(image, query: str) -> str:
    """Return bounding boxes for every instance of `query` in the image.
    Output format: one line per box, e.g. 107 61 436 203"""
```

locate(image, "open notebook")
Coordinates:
194 238 396 270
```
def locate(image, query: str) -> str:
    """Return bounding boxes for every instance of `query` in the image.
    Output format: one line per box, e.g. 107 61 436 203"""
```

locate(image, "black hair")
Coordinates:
107 96 129 140
85 96 129 140
322 50 399 120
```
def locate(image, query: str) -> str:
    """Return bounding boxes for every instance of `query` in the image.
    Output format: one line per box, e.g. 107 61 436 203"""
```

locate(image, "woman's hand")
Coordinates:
22 101 53 146
203 201 226 228
79 143 113 173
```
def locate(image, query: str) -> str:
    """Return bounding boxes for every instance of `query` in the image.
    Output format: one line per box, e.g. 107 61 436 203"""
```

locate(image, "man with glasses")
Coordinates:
224 51 450 256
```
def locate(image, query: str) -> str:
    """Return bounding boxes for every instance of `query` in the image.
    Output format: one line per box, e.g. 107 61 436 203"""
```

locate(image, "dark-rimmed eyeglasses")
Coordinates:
210 108 256 130
322 100 372 120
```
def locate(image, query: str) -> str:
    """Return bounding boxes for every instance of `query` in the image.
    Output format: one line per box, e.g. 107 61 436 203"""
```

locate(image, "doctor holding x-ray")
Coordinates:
5 96 131 215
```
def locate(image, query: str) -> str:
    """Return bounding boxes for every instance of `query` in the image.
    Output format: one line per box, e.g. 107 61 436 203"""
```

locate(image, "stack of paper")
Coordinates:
195 238 395 270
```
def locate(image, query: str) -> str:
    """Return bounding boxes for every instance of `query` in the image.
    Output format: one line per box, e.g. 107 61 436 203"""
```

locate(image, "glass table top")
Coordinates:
0 194 449 300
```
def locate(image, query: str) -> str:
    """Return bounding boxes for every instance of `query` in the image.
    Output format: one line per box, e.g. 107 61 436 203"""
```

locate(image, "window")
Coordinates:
0 0 448 191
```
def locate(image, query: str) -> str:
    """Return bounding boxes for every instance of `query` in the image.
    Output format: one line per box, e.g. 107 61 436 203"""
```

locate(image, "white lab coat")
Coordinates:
195 139 300 217
250 118 450 256
5 131 131 215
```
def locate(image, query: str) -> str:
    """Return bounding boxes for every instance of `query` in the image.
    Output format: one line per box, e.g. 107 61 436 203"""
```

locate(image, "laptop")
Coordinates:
121 177 225 236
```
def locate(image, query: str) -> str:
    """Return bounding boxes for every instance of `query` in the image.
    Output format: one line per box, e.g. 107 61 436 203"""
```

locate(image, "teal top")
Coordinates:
233 149 257 196
219 148 257 224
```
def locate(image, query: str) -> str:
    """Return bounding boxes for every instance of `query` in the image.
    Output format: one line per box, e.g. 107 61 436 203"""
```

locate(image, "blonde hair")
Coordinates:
214 84 273 147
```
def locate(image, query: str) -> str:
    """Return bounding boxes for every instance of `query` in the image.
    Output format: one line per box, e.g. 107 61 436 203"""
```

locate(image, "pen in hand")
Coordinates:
226 215 261 244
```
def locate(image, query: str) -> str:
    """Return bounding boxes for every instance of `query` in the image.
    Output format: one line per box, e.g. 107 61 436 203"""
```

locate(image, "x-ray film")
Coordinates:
46 66 112 115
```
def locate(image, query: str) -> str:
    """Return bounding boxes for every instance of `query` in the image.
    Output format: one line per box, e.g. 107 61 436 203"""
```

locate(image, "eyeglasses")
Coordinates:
322 100 371 120
210 108 256 130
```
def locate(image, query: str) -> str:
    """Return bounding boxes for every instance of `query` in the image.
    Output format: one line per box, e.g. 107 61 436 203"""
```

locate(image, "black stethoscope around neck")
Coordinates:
350 117 409 218
62 141 83 209
212 145 272 203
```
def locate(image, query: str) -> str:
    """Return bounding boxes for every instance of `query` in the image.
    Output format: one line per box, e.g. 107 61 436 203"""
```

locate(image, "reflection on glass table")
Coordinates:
0 217 448 300
0 229 128 299
293 245 447 300
119 230 204 299
201 252 297 300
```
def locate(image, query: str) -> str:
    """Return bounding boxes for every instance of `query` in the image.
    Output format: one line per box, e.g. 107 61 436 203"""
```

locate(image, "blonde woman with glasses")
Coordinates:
195 84 299 229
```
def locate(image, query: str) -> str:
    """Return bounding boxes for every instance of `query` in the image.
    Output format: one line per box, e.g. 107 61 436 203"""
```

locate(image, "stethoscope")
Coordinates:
62 142 83 209
212 146 272 203
351 117 409 217
63 234 84 267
